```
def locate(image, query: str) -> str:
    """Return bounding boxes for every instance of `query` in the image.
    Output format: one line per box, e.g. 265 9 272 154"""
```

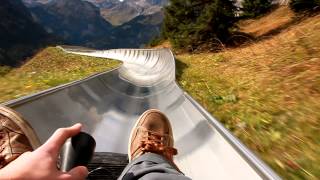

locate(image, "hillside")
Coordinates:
0 0 54 66
100 2 140 26
29 0 114 49
87 0 167 26
238 6 295 37
0 47 120 102
113 11 164 48
176 7 320 179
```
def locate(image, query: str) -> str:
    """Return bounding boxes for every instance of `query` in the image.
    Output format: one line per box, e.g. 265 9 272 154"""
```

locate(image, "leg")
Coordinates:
118 109 191 180
118 153 190 180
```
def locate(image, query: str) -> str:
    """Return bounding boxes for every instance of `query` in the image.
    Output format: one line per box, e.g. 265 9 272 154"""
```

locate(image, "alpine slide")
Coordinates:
3 47 281 180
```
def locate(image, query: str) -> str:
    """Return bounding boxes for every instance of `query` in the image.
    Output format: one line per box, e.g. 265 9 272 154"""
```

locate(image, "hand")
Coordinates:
0 124 88 180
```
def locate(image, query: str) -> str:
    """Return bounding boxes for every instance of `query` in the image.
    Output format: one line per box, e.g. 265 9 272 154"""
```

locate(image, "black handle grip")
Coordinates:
60 132 96 172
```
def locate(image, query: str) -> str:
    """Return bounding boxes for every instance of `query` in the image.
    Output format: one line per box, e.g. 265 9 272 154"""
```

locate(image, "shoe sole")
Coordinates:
128 109 173 162
0 105 41 149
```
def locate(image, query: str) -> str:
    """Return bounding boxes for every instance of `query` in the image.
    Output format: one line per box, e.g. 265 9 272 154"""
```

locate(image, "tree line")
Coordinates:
160 0 319 51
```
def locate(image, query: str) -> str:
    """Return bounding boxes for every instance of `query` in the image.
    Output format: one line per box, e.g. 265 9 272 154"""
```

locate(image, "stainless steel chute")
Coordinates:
3 47 281 180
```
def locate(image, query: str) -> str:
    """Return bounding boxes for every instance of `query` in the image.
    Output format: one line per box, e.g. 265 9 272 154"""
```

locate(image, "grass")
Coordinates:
0 47 120 103
176 10 320 179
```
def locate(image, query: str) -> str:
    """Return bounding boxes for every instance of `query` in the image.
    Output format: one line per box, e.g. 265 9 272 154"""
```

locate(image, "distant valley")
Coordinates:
23 0 166 48
23 0 167 26
0 0 167 65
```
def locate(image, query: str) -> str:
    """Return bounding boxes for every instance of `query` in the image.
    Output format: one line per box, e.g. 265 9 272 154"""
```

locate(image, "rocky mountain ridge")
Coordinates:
87 0 167 25
23 0 167 25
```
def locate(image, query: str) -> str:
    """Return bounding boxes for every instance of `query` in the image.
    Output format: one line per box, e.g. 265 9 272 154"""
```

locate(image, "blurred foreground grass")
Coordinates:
0 47 120 102
177 12 320 179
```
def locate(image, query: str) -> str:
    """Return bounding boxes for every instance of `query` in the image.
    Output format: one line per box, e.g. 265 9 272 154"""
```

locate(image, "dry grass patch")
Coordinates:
238 6 295 37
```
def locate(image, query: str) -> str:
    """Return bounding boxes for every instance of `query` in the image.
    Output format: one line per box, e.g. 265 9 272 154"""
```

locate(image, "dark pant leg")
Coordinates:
117 153 191 180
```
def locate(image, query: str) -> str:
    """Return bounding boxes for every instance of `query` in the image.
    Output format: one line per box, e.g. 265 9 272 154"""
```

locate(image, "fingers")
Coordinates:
39 123 82 156
67 166 88 180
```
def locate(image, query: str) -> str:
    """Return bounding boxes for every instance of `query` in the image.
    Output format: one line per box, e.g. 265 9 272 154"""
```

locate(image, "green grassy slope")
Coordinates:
176 10 320 179
0 47 120 102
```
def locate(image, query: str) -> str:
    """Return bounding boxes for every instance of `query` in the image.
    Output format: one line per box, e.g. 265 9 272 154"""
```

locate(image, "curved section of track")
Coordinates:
59 46 175 87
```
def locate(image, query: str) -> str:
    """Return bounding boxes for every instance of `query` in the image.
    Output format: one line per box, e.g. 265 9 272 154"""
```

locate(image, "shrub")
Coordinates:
241 0 273 18
163 0 237 51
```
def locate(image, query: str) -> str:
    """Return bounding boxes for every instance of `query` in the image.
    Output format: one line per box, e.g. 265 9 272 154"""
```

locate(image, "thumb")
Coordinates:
67 166 88 180
39 123 82 156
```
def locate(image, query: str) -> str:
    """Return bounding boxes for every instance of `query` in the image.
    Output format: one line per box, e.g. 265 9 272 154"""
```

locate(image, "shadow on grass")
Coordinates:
175 58 188 82
227 12 313 49
259 18 301 39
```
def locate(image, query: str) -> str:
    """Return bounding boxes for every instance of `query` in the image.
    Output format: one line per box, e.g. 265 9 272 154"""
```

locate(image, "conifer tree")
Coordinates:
290 0 320 12
163 0 237 50
241 0 272 18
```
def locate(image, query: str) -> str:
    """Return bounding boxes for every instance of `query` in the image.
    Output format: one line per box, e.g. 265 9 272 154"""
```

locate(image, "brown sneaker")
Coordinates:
128 109 178 165
0 105 40 168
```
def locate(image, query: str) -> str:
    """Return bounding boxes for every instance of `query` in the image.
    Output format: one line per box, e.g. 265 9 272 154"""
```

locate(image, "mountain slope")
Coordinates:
100 2 141 26
27 0 165 48
175 10 320 179
30 0 114 49
113 11 164 47
24 0 167 26
0 0 53 66
86 0 167 25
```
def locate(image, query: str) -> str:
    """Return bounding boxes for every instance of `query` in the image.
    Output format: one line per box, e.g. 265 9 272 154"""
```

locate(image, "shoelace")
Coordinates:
138 129 177 160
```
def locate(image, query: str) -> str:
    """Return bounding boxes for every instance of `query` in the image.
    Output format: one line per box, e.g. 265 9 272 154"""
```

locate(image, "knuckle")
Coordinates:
56 128 68 136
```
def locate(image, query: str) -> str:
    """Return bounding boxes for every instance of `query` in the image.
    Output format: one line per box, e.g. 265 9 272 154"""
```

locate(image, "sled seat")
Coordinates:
87 152 128 180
